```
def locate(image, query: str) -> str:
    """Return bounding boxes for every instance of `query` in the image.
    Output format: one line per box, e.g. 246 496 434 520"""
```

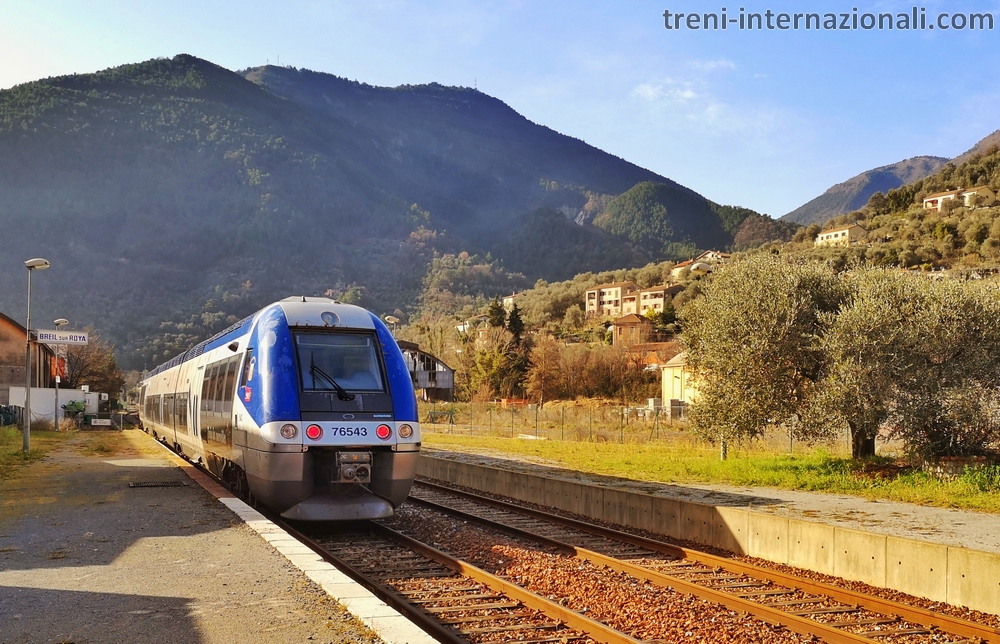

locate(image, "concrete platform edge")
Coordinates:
417 454 1000 616
152 439 438 644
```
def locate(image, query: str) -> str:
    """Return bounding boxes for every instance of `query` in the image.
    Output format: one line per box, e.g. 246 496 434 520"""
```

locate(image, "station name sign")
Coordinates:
35 330 89 345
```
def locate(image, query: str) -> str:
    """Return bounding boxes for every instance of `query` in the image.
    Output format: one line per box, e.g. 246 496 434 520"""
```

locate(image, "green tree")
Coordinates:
469 327 528 400
680 254 843 454
486 296 506 328
506 303 525 342
804 269 1000 458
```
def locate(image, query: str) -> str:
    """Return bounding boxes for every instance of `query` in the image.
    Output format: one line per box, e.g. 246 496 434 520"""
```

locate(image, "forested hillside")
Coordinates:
0 55 786 368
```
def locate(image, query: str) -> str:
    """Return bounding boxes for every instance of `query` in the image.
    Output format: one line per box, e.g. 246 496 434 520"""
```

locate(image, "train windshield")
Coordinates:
294 332 385 393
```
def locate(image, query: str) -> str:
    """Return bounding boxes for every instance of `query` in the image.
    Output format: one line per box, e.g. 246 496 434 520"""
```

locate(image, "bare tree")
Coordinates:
63 329 126 405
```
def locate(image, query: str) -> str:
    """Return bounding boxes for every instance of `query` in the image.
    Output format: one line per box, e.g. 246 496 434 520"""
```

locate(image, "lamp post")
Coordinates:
53 318 68 431
23 257 51 453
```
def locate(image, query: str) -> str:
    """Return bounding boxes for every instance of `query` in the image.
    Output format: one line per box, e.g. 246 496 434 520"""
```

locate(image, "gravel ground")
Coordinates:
386 504 814 644
414 478 1000 635
0 430 383 644
425 448 1000 555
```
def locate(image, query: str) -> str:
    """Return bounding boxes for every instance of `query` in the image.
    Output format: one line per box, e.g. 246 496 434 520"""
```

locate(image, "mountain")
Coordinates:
0 55 773 368
781 156 948 225
952 129 1000 165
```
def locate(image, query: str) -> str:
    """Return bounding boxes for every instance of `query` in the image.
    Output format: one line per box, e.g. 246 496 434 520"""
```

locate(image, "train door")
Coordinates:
191 365 203 442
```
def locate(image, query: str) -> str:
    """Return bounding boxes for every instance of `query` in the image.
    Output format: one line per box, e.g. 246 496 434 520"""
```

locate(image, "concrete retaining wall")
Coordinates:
418 455 999 616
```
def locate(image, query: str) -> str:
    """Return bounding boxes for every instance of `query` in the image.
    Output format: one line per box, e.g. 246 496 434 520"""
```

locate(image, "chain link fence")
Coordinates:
418 401 853 454
420 401 689 444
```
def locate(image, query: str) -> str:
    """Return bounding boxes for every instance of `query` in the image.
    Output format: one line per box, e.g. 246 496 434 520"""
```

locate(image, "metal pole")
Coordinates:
488 405 492 435
511 406 515 438
620 406 624 443
589 406 593 442
534 404 538 438
54 366 60 430
23 268 32 453
561 406 565 441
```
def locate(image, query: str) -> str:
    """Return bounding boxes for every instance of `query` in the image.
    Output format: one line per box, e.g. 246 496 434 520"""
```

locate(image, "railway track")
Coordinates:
283 520 638 643
187 441 998 644
402 480 1000 644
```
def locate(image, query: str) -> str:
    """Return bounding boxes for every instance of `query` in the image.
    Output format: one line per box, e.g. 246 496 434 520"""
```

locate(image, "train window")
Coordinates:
239 348 253 389
221 357 238 415
205 363 221 415
201 365 214 414
295 333 385 393
163 394 174 428
175 392 188 432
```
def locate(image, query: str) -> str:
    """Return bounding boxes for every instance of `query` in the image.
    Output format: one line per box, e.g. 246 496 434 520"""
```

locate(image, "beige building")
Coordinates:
814 224 867 247
661 351 696 404
922 186 996 211
670 250 731 278
612 314 651 347
501 292 524 311
637 284 684 315
585 282 639 318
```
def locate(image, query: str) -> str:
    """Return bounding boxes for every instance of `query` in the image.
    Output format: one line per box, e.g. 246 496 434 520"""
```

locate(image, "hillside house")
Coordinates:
501 292 524 311
0 311 54 406
585 282 639 318
670 250 730 278
922 186 996 211
814 224 867 247
612 314 652 347
638 284 684 315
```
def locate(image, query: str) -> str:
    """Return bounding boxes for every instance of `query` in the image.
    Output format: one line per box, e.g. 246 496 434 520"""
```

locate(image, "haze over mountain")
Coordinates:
783 127 1000 227
0 55 782 368
781 156 949 225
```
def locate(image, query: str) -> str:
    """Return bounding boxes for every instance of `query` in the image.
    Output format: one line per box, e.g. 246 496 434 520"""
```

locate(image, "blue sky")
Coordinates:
2 0 999 217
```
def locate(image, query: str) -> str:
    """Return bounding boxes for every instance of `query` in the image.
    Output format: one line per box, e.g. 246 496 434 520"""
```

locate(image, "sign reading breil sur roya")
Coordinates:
35 329 89 345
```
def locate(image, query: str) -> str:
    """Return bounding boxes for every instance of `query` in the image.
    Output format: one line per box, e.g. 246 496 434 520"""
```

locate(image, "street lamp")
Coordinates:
23 257 50 453
53 318 68 431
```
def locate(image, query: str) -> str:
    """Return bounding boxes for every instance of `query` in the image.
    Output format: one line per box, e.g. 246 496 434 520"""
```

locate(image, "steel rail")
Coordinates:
408 493 883 644
415 480 1000 644
268 520 472 644
365 522 645 644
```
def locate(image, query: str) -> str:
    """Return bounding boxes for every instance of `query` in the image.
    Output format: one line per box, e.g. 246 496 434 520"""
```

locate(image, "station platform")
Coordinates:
0 430 434 644
419 448 1000 616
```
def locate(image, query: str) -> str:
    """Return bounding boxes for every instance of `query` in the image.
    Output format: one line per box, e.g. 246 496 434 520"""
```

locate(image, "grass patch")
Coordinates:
0 426 64 480
76 432 125 457
424 433 1000 513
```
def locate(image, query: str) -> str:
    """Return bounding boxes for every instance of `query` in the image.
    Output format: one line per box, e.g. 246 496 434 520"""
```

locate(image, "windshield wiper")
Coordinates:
310 357 355 401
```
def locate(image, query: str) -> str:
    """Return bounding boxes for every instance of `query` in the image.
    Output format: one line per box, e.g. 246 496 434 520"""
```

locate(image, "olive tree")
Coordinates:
680 254 843 452
805 269 1000 458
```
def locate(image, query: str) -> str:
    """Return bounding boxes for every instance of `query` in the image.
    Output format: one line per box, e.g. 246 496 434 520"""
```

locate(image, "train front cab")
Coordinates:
238 302 420 521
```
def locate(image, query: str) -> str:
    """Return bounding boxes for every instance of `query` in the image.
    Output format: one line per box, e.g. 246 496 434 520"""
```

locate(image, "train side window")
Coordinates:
175 393 188 432
239 349 254 388
221 357 238 415
164 394 174 428
205 363 221 415
201 366 214 413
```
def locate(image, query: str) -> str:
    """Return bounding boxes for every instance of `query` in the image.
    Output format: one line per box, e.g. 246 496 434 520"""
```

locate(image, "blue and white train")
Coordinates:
139 297 420 521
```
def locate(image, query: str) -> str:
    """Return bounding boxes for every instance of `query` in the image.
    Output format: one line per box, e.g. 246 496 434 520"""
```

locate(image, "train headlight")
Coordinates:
375 424 392 440
280 424 297 439
306 424 323 440
398 424 413 438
